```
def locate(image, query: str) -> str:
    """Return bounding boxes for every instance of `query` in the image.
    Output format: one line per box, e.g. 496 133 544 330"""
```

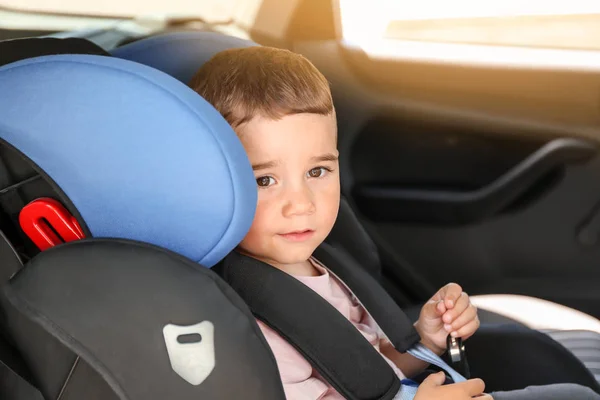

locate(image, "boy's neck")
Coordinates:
275 259 321 277
236 249 321 277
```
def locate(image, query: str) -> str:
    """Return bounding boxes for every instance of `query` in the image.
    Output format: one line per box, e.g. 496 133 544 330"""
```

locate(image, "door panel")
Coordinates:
294 40 600 318
351 125 595 224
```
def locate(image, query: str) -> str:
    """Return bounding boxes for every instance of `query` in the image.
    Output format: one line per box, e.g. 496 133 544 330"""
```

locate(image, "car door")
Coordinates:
292 1 600 318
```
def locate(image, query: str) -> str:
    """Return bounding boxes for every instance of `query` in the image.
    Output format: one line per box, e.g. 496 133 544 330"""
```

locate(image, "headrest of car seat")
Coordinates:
0 37 108 67
111 31 257 83
0 54 256 267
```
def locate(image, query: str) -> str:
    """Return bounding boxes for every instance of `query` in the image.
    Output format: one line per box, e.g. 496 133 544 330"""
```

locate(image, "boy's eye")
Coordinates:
308 167 328 178
256 176 276 187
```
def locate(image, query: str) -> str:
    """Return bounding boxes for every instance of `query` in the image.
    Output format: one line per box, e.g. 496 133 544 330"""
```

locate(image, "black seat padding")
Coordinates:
0 230 43 400
0 229 21 282
0 334 43 400
1 239 285 400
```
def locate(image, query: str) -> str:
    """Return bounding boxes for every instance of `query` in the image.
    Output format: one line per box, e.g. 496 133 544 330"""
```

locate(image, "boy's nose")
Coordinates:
282 184 315 217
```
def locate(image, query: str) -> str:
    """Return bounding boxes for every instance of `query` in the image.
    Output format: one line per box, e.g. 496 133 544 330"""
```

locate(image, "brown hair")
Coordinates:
189 46 334 128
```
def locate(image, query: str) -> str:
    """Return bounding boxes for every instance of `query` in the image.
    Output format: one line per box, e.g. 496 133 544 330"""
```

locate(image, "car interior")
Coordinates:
1 0 600 398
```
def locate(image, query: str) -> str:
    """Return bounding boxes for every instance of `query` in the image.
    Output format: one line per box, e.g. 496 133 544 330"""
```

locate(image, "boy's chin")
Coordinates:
271 243 317 265
237 243 316 267
274 251 314 266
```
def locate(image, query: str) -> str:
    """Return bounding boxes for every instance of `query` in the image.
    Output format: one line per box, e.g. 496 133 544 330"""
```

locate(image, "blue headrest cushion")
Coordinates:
112 32 257 84
0 54 256 267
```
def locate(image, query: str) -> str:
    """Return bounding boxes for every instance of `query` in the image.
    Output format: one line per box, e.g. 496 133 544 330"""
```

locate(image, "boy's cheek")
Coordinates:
242 205 275 249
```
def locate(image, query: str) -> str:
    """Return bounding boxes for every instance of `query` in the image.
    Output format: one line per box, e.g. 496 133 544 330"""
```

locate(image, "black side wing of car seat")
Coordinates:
0 230 44 400
0 239 286 400
216 243 421 400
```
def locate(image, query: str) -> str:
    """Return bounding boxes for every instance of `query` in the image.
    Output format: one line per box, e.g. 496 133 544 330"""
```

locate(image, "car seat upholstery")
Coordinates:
115 31 600 391
0 51 286 399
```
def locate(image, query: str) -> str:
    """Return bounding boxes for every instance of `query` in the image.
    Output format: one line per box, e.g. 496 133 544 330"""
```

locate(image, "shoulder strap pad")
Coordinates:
216 251 401 400
314 243 421 352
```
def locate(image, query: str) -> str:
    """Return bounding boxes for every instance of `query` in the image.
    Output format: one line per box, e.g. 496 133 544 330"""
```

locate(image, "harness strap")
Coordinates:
216 251 401 400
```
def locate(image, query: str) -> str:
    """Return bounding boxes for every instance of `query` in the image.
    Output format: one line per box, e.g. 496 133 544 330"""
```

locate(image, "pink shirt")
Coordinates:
256 258 406 399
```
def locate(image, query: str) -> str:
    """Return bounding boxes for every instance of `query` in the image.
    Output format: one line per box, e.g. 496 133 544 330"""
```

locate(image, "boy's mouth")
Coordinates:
278 229 315 242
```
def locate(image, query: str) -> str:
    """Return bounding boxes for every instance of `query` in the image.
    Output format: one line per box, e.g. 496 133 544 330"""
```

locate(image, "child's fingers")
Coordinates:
446 303 477 332
441 283 462 309
442 292 469 324
453 378 486 397
451 317 480 339
420 371 446 388
437 300 446 315
421 299 445 319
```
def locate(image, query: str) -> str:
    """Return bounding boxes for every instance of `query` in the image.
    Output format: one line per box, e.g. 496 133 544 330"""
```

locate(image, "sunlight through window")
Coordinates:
339 0 600 51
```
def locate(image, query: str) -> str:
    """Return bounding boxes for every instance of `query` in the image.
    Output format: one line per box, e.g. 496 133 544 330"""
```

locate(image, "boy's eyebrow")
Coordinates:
311 153 339 163
252 160 279 171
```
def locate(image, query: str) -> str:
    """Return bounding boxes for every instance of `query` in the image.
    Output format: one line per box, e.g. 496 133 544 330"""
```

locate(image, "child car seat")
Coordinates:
0 47 286 399
0 38 425 400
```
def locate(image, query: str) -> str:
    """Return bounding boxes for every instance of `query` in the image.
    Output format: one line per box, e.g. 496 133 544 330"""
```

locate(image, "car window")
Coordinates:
339 0 600 50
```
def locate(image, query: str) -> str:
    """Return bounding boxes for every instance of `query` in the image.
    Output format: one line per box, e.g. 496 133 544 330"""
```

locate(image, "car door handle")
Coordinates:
354 138 597 224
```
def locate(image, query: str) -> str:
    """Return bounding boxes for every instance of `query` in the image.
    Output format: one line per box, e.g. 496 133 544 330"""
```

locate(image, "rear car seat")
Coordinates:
328 197 600 390
111 31 600 391
0 42 286 399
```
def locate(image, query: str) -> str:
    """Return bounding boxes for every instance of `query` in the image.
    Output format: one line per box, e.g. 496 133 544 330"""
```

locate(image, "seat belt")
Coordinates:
216 250 402 400
314 243 469 382
217 245 466 400
312 244 420 352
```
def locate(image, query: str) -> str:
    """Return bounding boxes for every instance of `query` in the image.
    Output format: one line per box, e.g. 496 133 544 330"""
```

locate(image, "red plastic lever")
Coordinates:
19 198 85 251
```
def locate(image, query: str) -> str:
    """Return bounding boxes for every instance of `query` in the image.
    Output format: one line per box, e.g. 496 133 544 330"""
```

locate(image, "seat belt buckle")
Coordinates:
19 198 85 251
447 335 471 379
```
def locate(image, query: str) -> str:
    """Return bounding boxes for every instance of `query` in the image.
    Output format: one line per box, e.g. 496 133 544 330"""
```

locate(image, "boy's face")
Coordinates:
236 113 340 272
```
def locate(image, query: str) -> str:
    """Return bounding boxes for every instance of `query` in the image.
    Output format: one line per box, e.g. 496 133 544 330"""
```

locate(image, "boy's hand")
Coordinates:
415 283 480 354
414 372 492 400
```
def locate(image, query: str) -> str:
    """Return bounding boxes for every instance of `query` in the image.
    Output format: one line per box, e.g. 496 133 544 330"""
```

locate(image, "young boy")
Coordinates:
190 46 599 400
